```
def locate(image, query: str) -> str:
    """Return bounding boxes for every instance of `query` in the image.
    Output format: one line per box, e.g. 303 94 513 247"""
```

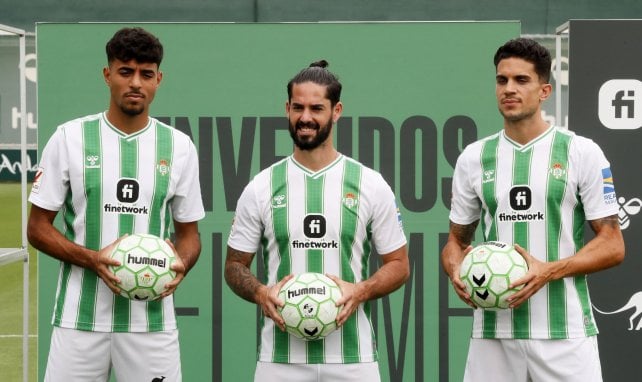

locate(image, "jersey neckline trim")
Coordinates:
289 153 344 179
502 124 556 152
101 112 153 140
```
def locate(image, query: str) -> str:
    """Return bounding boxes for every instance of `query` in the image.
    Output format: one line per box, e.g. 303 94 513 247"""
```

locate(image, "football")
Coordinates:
459 241 528 310
278 272 342 341
108 233 176 301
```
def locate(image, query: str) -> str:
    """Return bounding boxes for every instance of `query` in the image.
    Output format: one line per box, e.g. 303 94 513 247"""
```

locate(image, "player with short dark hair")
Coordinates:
441 37 625 382
28 27 205 381
225 60 410 382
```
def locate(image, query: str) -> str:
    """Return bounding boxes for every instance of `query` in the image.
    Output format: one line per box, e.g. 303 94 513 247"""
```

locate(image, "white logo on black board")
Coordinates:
594 291 642 331
598 79 642 130
618 196 641 230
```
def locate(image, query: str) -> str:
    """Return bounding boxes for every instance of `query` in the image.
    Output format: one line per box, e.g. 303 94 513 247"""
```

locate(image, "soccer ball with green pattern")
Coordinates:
459 241 528 310
278 272 342 341
109 233 176 301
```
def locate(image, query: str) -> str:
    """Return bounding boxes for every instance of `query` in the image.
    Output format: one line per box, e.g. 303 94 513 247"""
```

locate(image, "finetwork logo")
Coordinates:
293 214 339 250
304 214 326 238
598 79 642 130
509 186 531 211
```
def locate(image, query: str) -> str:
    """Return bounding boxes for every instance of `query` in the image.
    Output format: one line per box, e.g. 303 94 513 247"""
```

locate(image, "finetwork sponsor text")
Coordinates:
291 240 339 249
498 211 544 222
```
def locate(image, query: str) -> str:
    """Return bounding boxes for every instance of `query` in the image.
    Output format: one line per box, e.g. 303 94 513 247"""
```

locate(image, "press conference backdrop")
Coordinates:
568 19 642 381
36 22 518 381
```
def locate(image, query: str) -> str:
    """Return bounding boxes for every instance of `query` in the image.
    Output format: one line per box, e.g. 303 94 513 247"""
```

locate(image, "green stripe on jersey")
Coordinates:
340 159 362 362
54 191 77 326
270 159 290 362
480 136 499 241
546 131 571 338
512 149 531 338
306 175 324 273
480 136 499 338
149 123 173 238
147 123 174 332
572 201 596 335
76 119 102 330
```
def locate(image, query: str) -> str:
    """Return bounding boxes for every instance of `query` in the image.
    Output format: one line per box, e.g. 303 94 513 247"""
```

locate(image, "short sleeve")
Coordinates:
227 180 264 254
449 147 482 225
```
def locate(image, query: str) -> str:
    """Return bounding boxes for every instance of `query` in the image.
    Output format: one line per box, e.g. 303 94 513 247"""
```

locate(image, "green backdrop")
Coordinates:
36 22 518 381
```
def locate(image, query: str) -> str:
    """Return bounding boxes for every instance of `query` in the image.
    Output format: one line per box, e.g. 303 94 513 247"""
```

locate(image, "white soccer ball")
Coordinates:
108 233 176 301
278 272 342 341
459 241 528 310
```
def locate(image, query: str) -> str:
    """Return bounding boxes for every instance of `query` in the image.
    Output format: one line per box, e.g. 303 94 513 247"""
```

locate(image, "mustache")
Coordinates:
296 121 319 129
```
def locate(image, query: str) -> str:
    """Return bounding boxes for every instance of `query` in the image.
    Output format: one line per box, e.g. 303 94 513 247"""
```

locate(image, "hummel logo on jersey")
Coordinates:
509 186 531 210
482 170 495 184
304 214 326 238
85 155 100 168
117 179 140 203
272 194 286 209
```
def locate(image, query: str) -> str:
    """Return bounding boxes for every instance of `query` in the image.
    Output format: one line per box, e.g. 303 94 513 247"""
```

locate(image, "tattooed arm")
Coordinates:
224 246 293 330
507 214 625 308
441 220 480 308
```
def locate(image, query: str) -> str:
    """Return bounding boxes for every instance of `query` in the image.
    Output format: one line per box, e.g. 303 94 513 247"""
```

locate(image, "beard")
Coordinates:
288 117 333 151
119 93 146 116
120 104 145 116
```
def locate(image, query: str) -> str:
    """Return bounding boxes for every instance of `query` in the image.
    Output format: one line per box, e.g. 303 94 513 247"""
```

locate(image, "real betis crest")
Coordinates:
342 192 358 209
549 162 566 179
157 159 170 176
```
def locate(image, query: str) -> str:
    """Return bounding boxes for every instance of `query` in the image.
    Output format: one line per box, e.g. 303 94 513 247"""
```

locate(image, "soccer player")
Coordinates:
225 60 410 382
27 27 205 381
441 38 625 382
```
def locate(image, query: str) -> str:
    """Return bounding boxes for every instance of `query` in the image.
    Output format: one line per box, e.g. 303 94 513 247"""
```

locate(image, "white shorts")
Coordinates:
464 337 603 382
44 326 181 382
254 361 381 382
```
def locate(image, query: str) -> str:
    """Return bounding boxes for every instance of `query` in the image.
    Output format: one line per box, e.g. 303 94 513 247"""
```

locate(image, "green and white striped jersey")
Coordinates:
228 154 407 364
29 112 205 333
450 125 619 339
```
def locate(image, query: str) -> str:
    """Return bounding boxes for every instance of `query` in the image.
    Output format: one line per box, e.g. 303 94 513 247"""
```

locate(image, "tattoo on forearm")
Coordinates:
450 220 479 246
225 249 261 303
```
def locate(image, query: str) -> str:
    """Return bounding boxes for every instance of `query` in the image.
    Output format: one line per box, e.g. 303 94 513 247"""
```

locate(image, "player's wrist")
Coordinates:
254 284 269 305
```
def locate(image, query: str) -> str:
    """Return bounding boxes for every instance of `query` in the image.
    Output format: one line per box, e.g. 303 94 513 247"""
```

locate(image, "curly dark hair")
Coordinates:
106 27 163 66
494 38 551 83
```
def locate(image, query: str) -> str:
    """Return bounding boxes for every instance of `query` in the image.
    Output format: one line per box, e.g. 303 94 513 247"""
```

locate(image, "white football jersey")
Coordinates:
228 154 407 363
450 125 618 339
30 112 205 332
